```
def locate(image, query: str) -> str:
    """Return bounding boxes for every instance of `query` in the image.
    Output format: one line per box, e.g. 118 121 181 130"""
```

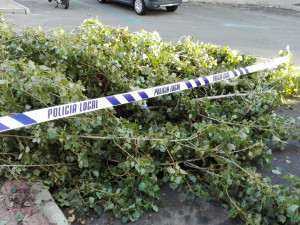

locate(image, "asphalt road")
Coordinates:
3 0 300 66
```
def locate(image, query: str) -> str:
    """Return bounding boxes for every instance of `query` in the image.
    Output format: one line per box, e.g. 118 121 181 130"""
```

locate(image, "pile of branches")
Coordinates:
0 16 299 224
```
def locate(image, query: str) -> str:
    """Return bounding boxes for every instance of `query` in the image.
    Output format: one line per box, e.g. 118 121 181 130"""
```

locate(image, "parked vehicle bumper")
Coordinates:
145 0 182 9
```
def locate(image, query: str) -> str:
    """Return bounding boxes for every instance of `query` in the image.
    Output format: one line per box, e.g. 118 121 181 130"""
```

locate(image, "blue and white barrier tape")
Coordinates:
0 56 289 133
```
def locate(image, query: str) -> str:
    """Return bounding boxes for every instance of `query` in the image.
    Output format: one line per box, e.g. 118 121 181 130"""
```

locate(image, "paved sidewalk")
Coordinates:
197 0 300 11
201 0 300 6
0 0 30 14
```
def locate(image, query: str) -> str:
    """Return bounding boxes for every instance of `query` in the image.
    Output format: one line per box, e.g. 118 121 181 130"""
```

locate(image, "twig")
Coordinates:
0 37 24 45
161 158 203 166
198 113 244 127
89 186 119 197
80 130 212 143
81 135 186 142
0 134 34 139
196 91 275 100
231 142 262 153
147 106 168 110
217 155 253 178
0 163 77 167
186 162 222 178
112 139 136 161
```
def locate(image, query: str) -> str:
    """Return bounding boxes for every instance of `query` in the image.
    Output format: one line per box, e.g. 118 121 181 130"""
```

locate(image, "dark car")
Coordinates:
98 0 182 15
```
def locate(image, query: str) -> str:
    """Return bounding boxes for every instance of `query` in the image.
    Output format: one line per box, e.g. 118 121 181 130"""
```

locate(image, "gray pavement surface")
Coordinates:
1 1 300 225
64 185 241 225
2 0 300 67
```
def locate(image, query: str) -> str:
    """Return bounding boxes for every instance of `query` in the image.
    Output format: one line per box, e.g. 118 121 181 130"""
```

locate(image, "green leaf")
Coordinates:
22 215 29 222
94 205 102 215
153 185 159 192
96 192 102 199
39 65 49 71
60 79 69 85
93 170 99 177
0 221 8 225
14 214 24 222
278 215 286 223
288 204 299 213
227 144 235 151
89 197 95 204
227 178 233 185
122 217 128 223
138 182 146 191
174 176 182 184
169 183 178 190
152 204 159 212
0 80 7 85
106 202 114 210
129 211 141 222
35 199 42 205
282 174 293 183
272 167 282 175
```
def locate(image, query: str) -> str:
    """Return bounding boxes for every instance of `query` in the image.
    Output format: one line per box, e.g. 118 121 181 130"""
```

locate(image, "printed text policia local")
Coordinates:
154 83 180 96
48 100 99 119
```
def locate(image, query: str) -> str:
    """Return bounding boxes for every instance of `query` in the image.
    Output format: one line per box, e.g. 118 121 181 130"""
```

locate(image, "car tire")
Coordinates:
98 0 106 3
134 0 146 15
166 6 178 12
61 0 69 9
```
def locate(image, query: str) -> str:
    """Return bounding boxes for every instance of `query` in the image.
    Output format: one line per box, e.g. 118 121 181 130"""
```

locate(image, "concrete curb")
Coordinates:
0 0 30 14
32 183 69 225
182 0 300 12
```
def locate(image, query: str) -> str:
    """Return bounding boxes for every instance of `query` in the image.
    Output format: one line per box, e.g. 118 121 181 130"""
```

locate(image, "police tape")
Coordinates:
0 56 289 133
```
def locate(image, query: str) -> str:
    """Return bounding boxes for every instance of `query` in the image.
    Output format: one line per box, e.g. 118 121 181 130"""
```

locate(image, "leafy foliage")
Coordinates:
0 16 299 224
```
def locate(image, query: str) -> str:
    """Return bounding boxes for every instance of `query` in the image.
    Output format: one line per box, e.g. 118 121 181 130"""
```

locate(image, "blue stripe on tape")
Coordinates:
238 69 244 75
244 67 249 74
10 114 37 125
123 93 135 102
185 81 193 89
106 96 121 106
232 70 238 76
0 123 9 131
202 76 209 84
138 91 149 99
193 78 201 86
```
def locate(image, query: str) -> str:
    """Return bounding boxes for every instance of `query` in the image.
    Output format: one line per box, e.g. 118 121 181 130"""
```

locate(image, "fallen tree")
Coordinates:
0 16 299 224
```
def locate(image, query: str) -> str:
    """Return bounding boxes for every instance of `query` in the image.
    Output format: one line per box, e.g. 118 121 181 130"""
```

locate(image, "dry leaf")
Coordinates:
23 200 33 207
68 214 75 223
68 208 76 214
0 195 5 201
79 218 86 225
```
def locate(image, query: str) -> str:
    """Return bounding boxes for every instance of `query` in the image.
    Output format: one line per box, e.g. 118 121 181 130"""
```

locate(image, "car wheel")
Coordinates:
134 0 146 15
61 0 69 9
98 0 106 3
166 6 178 12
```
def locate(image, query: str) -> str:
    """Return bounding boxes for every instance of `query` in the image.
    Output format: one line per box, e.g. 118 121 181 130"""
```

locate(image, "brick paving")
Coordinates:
0 180 50 225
